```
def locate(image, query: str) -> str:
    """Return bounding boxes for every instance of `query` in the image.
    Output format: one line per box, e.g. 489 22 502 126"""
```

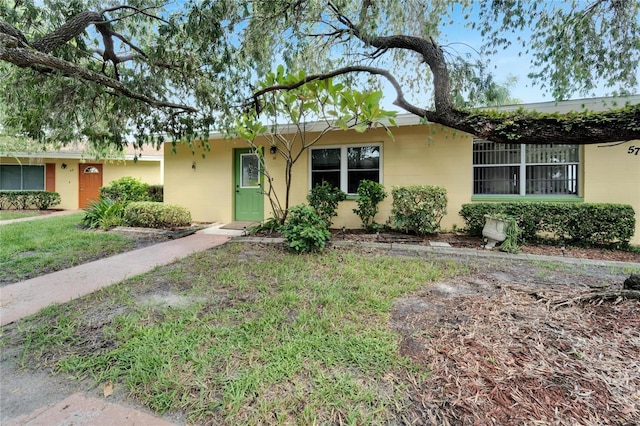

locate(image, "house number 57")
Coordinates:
628 146 640 155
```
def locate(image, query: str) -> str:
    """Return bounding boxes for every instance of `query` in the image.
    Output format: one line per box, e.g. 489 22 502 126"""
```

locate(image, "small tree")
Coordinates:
234 67 396 224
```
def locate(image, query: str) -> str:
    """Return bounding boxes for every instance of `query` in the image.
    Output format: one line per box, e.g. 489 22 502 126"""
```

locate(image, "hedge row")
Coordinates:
123 201 191 228
459 202 636 245
0 191 61 210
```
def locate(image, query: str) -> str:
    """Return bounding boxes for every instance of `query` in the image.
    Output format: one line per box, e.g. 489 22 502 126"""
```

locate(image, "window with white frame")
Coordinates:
0 165 45 190
473 139 579 196
311 145 381 194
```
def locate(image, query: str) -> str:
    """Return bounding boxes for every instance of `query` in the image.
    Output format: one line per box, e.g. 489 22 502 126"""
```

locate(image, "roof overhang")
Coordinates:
161 94 640 143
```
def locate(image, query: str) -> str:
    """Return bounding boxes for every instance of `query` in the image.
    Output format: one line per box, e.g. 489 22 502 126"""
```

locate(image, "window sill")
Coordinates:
471 195 584 203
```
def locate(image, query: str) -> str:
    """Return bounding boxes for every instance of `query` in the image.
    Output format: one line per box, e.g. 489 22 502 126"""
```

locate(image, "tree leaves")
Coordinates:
1 0 639 151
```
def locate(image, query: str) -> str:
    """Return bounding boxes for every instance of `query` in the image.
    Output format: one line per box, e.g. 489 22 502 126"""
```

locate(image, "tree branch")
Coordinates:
31 11 103 53
0 43 196 113
0 21 28 46
328 1 453 114
250 64 640 145
250 65 432 118
100 4 171 25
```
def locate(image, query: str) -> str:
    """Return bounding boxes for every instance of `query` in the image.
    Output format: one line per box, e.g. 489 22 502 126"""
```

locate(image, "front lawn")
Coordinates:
12 244 466 424
6 243 639 424
0 213 140 285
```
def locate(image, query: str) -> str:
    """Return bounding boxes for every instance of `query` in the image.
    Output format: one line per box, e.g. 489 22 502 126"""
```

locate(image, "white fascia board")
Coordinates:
480 95 640 114
0 151 162 162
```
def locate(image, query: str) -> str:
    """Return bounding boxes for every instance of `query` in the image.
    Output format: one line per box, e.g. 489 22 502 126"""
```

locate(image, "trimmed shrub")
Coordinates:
390 185 448 235
147 185 164 202
307 182 346 227
82 197 124 230
0 191 61 210
123 201 192 228
281 204 331 253
459 202 636 245
353 180 387 230
100 177 150 204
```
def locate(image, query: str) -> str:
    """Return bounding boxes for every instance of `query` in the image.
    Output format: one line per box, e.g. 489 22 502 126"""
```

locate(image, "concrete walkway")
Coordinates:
1 214 234 426
0 232 231 326
5 394 177 426
0 209 82 225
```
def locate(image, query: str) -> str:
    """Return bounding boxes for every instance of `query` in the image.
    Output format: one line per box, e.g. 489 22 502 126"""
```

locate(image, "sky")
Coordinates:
434 1 639 105
157 0 622 108
162 1 638 108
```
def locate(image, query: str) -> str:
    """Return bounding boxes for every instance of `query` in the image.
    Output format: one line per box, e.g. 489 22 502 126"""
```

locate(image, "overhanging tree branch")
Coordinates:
0 5 198 115
250 64 640 145
247 1 640 146
0 42 196 112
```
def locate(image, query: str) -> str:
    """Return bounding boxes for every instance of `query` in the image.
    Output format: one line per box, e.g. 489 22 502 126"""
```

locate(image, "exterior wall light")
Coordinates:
192 161 196 170
61 163 67 169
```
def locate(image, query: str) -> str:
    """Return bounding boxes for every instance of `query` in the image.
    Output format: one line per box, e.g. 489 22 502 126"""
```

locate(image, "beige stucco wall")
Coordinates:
102 159 162 186
164 140 242 223
163 125 472 230
1 157 162 210
582 141 640 244
164 127 640 245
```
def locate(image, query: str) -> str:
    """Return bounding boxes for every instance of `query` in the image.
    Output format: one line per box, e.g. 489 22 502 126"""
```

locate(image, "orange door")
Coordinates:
78 164 103 208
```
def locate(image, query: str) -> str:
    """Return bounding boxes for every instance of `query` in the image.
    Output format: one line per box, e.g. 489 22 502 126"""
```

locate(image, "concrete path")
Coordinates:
5 393 175 426
0 209 82 225
0 232 230 326
1 215 234 426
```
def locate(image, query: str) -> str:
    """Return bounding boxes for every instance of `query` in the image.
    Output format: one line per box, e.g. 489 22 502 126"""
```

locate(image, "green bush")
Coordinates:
307 182 346 227
0 191 61 210
281 204 331 253
390 185 448 235
123 201 192 228
147 185 163 202
100 177 150 204
82 197 125 230
352 180 387 230
459 202 636 245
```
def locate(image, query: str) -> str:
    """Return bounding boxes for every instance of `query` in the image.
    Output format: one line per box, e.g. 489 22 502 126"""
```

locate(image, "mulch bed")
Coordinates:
396 282 640 424
322 229 640 263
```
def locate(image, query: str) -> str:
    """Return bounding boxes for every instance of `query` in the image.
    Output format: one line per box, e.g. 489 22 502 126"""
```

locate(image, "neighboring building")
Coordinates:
163 96 640 244
0 145 163 209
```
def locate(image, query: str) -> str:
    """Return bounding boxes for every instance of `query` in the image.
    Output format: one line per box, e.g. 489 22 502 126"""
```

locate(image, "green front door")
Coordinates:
234 148 264 221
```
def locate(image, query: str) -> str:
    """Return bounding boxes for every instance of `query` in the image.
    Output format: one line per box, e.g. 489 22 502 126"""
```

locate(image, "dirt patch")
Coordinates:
250 228 640 263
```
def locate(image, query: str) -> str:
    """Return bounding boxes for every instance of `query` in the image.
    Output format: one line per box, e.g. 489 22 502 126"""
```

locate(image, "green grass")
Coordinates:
0 211 40 220
607 264 640 275
14 243 468 424
0 213 137 283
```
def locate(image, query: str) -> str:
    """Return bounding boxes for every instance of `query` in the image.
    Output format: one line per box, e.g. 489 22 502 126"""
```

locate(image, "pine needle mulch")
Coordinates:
399 284 640 425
